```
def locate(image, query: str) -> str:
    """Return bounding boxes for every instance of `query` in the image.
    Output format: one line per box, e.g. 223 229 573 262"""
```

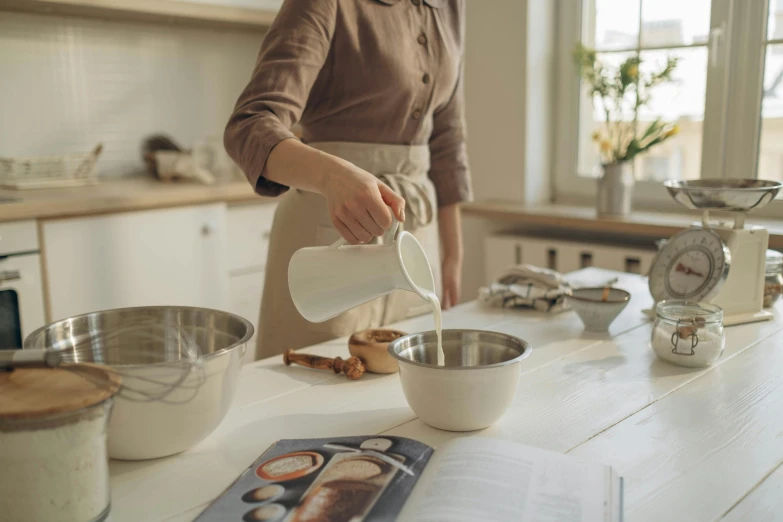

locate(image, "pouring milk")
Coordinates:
288 217 445 366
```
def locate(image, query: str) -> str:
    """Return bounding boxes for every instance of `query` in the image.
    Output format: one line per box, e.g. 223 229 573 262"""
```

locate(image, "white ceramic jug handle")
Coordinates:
329 215 401 249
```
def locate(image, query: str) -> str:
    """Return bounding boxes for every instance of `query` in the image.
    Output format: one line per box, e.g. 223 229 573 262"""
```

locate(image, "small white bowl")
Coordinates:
568 287 631 332
388 330 531 432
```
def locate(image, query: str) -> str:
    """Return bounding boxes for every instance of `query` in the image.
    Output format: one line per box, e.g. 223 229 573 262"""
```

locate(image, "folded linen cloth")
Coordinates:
478 264 572 313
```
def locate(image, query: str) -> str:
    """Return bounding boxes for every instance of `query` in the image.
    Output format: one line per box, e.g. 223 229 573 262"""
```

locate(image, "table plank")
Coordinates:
721 461 783 522
567 331 783 522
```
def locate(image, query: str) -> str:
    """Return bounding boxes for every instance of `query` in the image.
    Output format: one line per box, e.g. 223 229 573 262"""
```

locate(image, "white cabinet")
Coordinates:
225 202 276 363
42 204 228 321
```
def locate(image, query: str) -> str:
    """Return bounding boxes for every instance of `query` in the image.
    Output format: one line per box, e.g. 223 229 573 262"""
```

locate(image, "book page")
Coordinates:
399 437 611 522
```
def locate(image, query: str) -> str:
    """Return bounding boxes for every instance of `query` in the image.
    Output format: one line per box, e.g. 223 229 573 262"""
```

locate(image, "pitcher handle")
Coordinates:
329 216 401 249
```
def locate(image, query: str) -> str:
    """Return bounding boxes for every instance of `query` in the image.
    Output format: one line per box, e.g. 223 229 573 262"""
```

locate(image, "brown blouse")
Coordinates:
224 0 471 208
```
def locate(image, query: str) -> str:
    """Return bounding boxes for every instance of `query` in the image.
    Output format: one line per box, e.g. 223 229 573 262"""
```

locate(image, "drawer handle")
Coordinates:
201 225 212 237
0 269 21 283
262 231 271 240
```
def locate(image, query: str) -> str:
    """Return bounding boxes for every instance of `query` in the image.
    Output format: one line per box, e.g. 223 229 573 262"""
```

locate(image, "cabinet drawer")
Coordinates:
0 220 38 255
227 203 276 273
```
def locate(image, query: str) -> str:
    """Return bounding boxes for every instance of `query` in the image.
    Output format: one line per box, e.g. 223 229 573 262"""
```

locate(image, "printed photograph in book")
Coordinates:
194 436 433 522
196 435 623 522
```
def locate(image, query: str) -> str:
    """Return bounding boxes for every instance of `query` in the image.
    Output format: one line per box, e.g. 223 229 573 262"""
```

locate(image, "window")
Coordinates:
555 0 783 213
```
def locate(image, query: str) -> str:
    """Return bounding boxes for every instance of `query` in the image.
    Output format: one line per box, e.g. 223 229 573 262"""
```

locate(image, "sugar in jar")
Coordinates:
651 300 725 368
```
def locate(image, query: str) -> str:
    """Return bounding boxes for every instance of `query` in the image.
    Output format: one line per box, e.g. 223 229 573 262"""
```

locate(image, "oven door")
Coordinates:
0 253 45 349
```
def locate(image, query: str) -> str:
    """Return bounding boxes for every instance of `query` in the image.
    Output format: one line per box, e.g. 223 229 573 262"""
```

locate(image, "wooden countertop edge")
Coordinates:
462 200 783 249
0 179 271 222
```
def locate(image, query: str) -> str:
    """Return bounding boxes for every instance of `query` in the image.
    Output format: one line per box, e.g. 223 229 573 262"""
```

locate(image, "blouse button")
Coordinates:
412 109 422 120
417 34 427 46
411 0 421 5
422 73 431 84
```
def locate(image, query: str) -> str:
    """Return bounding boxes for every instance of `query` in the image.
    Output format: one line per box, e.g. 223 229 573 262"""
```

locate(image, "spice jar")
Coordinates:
764 249 783 308
651 300 725 368
0 365 121 522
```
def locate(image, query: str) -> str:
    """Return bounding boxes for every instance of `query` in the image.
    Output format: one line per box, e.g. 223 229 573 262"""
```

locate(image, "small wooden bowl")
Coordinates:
348 328 407 374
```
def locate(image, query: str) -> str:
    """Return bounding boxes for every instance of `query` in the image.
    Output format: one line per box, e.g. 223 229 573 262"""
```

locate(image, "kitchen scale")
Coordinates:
647 179 783 326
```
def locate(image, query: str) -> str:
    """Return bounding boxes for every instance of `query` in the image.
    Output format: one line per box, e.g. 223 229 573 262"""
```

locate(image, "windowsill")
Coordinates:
462 199 783 249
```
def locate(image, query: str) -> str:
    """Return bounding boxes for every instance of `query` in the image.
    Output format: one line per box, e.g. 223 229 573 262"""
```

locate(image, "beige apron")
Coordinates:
255 142 441 360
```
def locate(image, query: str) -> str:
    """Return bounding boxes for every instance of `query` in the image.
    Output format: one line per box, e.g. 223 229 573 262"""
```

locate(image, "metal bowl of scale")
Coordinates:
664 179 783 213
388 330 531 432
24 306 254 460
568 287 631 333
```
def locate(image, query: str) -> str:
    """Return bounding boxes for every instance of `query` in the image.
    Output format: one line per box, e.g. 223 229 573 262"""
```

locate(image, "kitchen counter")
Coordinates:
107 267 783 522
0 177 267 222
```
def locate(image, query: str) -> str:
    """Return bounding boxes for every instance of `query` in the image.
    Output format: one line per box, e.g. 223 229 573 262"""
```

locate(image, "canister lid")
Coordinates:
0 364 121 421
766 249 783 272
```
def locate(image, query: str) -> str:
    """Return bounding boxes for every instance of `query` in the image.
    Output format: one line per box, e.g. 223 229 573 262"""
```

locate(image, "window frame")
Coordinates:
553 0 783 218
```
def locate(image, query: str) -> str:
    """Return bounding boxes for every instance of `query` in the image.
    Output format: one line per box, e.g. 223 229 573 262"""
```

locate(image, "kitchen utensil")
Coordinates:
0 365 120 522
288 218 436 323
348 328 406 374
648 179 783 325
568 287 631 332
283 349 366 380
3 322 204 403
388 329 531 431
23 306 253 460
651 300 725 367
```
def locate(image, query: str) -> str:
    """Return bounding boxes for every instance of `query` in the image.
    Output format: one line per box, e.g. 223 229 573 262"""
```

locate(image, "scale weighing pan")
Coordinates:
664 179 782 213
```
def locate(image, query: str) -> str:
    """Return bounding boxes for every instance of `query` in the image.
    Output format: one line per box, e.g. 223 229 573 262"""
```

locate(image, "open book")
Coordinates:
195 435 623 522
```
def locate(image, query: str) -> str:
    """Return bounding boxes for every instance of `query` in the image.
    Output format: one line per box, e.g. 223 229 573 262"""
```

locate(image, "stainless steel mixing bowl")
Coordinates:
388 330 531 431
24 306 254 460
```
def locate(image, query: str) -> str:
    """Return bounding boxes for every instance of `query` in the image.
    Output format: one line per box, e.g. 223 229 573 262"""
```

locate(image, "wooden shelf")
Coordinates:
0 0 277 30
462 199 783 249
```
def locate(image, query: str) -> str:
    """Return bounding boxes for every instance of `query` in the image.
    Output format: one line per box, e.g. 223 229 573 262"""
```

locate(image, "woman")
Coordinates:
225 0 472 360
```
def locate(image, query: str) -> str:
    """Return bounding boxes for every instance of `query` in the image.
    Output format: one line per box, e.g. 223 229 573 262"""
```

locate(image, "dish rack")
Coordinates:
0 144 103 189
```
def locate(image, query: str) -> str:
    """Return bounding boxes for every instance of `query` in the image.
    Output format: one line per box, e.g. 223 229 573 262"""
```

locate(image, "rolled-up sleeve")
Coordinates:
428 59 472 208
224 0 337 197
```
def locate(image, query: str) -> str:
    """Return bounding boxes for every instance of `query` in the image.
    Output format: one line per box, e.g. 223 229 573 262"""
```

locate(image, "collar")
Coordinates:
374 0 447 7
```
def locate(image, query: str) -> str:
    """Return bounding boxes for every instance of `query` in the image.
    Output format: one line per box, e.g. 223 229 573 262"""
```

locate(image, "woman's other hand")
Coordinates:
321 157 406 245
441 255 462 310
438 203 463 310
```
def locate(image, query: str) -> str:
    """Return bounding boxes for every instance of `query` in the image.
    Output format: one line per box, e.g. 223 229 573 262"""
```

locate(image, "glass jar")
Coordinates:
0 367 119 522
764 249 783 308
651 300 725 368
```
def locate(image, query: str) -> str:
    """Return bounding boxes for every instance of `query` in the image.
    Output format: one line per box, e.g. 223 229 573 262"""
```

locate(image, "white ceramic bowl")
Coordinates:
24 306 253 460
568 287 631 332
388 330 531 432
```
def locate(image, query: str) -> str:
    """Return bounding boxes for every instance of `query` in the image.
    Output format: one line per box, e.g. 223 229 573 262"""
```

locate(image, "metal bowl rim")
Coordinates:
663 179 783 192
22 305 255 367
387 329 532 371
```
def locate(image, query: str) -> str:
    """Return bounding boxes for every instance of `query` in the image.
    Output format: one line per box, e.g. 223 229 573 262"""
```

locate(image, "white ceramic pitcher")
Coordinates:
288 219 435 323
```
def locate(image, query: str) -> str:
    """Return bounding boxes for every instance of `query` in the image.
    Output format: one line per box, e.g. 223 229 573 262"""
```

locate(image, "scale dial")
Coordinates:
649 227 731 303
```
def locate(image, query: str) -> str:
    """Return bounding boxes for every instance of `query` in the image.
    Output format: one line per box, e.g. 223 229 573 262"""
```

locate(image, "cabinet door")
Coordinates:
226 202 276 274
227 270 265 363
42 204 228 321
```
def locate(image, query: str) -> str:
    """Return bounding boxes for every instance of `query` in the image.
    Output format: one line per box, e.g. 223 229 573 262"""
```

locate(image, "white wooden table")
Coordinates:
108 268 783 522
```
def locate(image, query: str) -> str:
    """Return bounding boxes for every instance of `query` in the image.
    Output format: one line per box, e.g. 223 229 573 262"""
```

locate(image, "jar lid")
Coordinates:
766 249 783 271
655 300 723 325
0 364 121 421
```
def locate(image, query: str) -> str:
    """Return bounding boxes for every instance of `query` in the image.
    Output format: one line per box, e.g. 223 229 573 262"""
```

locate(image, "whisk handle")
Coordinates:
0 349 62 370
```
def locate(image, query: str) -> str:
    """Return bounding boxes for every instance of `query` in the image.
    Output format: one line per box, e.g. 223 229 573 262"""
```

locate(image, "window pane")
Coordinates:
769 0 783 41
758 44 783 183
588 0 641 51
635 48 707 181
640 0 711 47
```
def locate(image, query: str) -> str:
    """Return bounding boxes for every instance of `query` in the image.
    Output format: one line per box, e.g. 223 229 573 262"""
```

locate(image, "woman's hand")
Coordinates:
441 255 462 310
320 157 406 244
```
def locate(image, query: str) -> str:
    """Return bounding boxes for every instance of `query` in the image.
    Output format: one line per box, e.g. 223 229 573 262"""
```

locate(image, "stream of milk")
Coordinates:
424 292 444 366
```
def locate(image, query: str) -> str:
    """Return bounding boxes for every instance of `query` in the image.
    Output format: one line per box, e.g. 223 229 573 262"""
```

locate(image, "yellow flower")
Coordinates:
664 124 680 138
599 140 612 153
591 131 602 142
627 64 639 79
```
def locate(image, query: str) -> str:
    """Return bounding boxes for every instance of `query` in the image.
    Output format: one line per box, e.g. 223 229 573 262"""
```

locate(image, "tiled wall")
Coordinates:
0 11 264 177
